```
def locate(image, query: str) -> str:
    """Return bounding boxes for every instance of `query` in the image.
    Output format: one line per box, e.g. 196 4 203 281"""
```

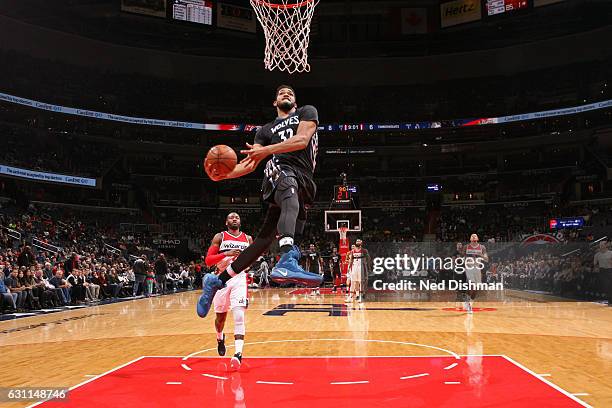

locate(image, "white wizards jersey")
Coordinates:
219 231 250 253
465 243 485 258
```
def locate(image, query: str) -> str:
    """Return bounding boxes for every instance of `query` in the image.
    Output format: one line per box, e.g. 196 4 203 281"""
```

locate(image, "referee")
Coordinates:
593 240 612 306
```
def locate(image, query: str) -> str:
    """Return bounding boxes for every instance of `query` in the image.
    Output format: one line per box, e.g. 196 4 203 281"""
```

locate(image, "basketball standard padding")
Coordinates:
204 145 237 179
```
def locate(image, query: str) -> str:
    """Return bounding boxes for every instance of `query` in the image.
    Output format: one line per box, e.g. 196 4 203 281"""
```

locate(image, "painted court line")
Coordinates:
181 364 192 371
501 355 592 408
166 382 182 385
444 382 461 385
443 363 458 370
400 373 429 380
330 381 369 385
572 393 590 396
26 356 146 408
256 381 294 385
202 373 228 380
183 339 461 360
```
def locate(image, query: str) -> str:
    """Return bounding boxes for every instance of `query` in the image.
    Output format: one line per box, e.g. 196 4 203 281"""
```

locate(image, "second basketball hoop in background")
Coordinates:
250 0 319 73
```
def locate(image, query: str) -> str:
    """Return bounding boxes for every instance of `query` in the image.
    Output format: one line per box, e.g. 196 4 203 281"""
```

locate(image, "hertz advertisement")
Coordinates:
440 0 482 28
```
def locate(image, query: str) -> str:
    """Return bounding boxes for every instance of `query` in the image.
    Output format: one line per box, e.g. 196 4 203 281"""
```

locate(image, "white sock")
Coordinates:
216 331 223 341
235 339 244 354
279 236 294 247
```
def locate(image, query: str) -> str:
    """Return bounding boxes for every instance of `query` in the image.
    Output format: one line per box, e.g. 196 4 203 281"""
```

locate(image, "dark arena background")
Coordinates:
0 0 611 407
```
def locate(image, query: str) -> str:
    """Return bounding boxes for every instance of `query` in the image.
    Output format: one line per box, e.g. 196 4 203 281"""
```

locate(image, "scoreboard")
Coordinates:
486 0 528 16
171 0 213 25
334 185 358 204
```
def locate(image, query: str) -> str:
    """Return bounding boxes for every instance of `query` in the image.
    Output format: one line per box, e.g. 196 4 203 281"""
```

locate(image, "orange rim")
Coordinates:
251 0 314 9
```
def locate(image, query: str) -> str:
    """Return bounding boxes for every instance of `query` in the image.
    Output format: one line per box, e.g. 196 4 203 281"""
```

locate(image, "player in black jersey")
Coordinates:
329 247 342 293
198 85 323 317
305 244 323 275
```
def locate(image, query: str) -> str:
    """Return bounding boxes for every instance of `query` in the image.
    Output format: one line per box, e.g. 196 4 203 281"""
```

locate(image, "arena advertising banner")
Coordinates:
0 164 97 187
440 0 482 28
360 241 604 302
1 91 610 134
150 238 189 257
217 2 257 33
121 0 167 18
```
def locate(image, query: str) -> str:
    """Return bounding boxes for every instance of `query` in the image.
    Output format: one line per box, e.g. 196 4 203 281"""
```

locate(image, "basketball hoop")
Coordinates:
250 0 319 74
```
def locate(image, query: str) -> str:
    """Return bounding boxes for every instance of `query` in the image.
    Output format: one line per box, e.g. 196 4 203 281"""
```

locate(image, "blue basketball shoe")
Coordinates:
197 273 224 318
271 246 323 287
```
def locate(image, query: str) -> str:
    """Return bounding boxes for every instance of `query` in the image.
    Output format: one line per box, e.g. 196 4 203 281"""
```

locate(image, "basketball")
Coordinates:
204 145 237 179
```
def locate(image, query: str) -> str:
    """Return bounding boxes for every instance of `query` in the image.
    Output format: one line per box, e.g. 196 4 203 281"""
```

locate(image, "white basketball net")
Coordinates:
250 0 319 74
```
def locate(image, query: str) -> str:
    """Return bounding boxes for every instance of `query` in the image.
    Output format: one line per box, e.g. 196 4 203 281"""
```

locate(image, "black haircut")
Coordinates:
276 85 295 97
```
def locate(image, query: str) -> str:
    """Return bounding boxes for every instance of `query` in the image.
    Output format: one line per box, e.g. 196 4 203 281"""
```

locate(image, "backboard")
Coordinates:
324 210 362 232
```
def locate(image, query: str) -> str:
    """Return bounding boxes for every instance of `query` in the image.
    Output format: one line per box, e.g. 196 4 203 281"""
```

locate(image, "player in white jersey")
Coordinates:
459 234 489 313
346 240 370 303
204 212 253 369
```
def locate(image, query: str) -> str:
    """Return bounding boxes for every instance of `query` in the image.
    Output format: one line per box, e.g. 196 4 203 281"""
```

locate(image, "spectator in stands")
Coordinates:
17 245 35 268
124 267 135 295
42 262 54 280
180 265 193 289
145 268 155 297
154 253 168 295
99 269 114 299
0 270 17 311
132 255 148 297
6 268 27 310
66 269 85 304
33 269 60 307
64 253 78 275
107 268 122 300
84 271 100 301
49 269 71 305
593 240 612 306
165 269 178 291
21 269 40 309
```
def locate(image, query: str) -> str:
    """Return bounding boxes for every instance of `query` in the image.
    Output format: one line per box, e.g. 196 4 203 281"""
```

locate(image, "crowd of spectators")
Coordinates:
0 205 203 313
0 122 119 177
0 49 609 126
490 243 604 300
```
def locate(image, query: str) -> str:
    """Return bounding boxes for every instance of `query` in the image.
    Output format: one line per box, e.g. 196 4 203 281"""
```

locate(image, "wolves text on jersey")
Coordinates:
270 116 300 134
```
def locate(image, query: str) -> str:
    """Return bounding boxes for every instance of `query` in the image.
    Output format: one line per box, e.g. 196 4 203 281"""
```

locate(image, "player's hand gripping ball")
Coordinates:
204 145 237 181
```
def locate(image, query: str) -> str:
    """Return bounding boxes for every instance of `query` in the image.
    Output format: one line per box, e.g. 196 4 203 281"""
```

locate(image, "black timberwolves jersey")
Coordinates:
331 254 341 272
254 105 319 180
307 251 321 274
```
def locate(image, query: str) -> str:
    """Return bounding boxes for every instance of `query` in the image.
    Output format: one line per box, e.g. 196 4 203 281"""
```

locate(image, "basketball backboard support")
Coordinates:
324 210 362 232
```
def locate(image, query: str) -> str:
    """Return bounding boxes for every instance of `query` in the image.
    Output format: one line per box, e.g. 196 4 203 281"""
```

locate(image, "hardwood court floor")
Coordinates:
0 289 610 407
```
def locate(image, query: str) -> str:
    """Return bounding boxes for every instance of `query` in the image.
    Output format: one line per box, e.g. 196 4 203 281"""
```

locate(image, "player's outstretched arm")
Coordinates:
204 233 226 267
240 120 317 166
